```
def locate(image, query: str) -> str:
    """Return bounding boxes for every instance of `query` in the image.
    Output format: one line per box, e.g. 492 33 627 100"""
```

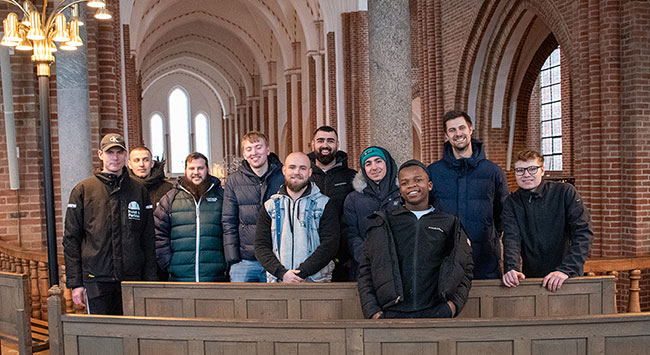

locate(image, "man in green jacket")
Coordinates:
154 152 227 282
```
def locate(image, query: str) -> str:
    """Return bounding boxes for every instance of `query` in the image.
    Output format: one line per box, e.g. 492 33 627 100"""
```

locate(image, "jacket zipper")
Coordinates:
179 182 214 282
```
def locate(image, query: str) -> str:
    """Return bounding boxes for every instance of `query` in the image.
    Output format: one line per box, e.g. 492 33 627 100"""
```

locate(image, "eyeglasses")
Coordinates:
514 166 542 176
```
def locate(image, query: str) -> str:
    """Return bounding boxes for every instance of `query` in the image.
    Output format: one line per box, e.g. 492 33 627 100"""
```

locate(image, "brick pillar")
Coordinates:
285 70 301 153
263 86 278 153
309 52 325 129
237 104 247 149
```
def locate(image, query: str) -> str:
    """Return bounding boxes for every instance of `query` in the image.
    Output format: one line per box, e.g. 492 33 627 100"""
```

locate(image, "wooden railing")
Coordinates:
0 242 80 320
584 256 650 313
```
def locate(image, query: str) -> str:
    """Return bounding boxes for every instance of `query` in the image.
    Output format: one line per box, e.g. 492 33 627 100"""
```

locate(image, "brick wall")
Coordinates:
342 11 370 167
123 24 142 148
326 32 337 129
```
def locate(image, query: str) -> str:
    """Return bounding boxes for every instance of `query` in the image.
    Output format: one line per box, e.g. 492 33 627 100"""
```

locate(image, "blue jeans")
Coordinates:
229 260 267 282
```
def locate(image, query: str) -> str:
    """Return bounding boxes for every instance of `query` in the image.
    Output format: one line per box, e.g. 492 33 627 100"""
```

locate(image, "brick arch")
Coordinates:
452 0 579 169
511 34 562 173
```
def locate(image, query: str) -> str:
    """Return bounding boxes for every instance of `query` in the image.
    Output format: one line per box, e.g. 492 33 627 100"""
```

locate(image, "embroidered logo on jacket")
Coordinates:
128 201 141 220
428 226 444 233
206 197 218 202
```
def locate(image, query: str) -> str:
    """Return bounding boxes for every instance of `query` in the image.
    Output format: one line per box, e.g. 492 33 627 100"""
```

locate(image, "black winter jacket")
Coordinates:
342 147 400 264
358 206 473 319
63 168 157 289
427 139 508 279
222 153 284 264
128 160 173 207
307 151 356 216
502 180 594 277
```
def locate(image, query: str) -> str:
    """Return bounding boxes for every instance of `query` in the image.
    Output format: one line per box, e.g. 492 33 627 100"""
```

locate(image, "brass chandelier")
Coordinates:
1 0 112 75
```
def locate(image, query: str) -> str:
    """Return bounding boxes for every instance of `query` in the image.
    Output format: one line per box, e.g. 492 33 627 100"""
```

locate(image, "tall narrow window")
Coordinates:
540 47 562 171
195 113 210 161
150 113 165 161
169 87 190 173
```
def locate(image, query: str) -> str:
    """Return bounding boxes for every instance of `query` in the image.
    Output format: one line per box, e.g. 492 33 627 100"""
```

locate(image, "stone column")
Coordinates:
368 0 412 165
55 9 92 215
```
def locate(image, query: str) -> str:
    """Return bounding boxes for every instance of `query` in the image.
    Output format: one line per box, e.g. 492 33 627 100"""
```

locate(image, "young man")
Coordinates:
63 133 157 315
342 146 400 279
358 160 473 319
255 152 339 283
502 150 594 291
127 146 173 207
154 152 227 282
307 126 356 280
222 131 284 282
427 109 508 279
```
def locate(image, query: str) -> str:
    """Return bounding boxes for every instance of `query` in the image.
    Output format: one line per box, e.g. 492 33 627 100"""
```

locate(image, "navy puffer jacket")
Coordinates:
427 139 508 279
154 175 227 282
222 153 284 264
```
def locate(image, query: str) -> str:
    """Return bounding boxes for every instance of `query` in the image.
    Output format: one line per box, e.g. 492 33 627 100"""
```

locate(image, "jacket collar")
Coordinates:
516 179 548 199
442 138 486 169
308 150 350 174
239 152 282 178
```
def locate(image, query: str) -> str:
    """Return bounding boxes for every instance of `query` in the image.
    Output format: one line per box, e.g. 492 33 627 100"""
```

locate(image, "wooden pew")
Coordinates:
0 271 49 355
122 282 364 319
52 312 650 355
459 275 616 318
121 276 615 319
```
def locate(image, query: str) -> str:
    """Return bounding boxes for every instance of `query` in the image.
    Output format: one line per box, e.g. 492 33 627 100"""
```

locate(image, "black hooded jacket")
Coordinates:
222 153 284 264
342 146 400 264
128 160 173 207
63 167 157 289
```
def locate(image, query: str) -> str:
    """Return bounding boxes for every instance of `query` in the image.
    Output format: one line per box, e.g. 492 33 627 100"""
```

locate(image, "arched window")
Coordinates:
195 113 210 161
150 113 165 161
169 87 190 173
540 47 562 171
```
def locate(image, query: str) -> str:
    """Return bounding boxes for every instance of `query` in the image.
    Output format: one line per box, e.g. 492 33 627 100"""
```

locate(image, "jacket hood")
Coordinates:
239 152 282 178
308 150 351 173
442 138 486 169
357 146 399 201
128 160 168 188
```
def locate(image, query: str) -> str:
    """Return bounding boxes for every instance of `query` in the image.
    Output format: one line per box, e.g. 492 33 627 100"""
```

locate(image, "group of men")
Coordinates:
63 109 594 319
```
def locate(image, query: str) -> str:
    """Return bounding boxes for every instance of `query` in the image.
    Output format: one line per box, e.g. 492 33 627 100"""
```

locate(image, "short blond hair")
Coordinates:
241 131 269 148
515 149 544 165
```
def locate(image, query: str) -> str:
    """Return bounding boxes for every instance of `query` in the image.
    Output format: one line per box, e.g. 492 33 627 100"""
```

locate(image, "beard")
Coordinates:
314 147 337 166
285 177 309 193
181 176 211 201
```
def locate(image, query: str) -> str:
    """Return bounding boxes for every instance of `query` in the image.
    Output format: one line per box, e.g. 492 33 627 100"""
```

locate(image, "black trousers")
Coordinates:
85 281 123 315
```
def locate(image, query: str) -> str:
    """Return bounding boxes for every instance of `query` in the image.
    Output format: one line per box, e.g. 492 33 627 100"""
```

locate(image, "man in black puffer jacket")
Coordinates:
63 134 157 315
342 146 400 280
308 126 356 281
222 132 284 282
358 160 473 319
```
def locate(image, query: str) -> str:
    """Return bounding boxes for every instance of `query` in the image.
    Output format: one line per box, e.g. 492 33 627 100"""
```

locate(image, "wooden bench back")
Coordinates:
0 271 32 355
56 312 650 355
122 282 364 319
122 276 615 319
460 275 616 318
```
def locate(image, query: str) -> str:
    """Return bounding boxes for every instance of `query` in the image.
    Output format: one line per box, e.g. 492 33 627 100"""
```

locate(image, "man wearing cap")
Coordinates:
358 159 473 319
63 133 157 315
